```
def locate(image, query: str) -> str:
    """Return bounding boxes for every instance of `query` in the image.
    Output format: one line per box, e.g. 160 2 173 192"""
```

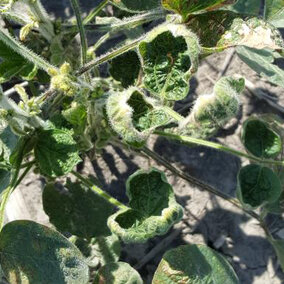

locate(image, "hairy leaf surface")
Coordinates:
265 0 284 28
108 168 183 243
237 164 282 208
43 179 115 239
152 244 239 283
0 220 89 284
110 0 160 13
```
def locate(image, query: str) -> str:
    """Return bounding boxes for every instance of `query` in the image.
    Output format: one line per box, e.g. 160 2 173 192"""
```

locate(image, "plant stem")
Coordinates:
71 171 129 210
155 131 284 167
83 0 108 25
162 106 184 122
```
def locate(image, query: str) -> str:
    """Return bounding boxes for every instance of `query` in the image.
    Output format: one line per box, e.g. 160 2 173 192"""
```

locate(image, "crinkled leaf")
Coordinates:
152 244 239 283
43 179 115 239
265 0 284 28
161 0 237 20
110 0 160 13
237 46 284 88
93 262 143 284
226 0 260 16
108 168 183 243
269 239 284 271
109 51 140 88
138 24 200 101
34 128 81 177
0 220 89 284
71 234 121 267
242 118 282 159
237 164 282 209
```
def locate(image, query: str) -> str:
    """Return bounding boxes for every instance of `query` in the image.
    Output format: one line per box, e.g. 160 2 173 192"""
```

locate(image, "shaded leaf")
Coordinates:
93 262 143 284
0 169 10 196
108 168 183 243
265 0 284 28
34 128 81 177
138 24 200 101
110 0 160 13
265 192 284 214
43 179 115 239
242 118 282 159
152 244 239 283
0 127 18 165
0 220 89 284
62 103 87 128
269 239 284 271
226 0 260 16
237 164 282 208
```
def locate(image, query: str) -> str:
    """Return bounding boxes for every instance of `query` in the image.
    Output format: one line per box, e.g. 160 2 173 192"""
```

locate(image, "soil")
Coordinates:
3 1 284 283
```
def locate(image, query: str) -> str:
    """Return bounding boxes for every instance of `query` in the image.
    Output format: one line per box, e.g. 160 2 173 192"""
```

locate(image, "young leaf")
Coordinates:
138 24 200 101
152 244 239 283
0 220 89 284
242 118 282 159
43 179 115 238
237 164 282 209
265 0 284 28
110 0 160 13
269 239 284 271
93 262 143 284
109 51 141 88
161 0 237 20
108 168 183 243
34 128 81 177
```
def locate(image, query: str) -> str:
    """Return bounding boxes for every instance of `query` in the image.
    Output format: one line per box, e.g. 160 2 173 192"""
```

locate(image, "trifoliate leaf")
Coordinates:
162 0 237 20
43 179 115 239
110 0 160 13
108 168 183 243
269 239 284 271
242 118 282 159
237 164 282 209
34 128 81 177
265 0 284 28
93 262 143 284
152 244 239 283
109 51 140 88
0 220 89 284
138 24 200 101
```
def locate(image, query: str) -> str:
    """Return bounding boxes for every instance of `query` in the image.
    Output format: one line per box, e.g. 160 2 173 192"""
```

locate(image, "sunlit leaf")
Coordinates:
265 0 284 28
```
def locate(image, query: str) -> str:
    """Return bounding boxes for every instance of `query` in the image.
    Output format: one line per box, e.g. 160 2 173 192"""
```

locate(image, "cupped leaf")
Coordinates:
108 168 183 243
0 220 89 284
162 0 237 20
34 128 81 177
109 51 141 88
43 179 115 239
93 262 143 284
265 0 284 28
237 164 282 209
138 24 200 101
110 0 160 13
152 244 239 283
242 118 282 159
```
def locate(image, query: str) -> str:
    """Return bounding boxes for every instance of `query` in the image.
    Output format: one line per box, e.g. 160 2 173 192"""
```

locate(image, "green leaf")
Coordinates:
152 244 239 283
43 179 115 239
237 164 282 209
0 169 10 196
109 51 141 88
237 46 284 88
161 0 237 20
34 128 81 177
0 220 89 284
265 0 284 28
110 0 160 13
138 24 200 101
93 262 143 284
226 0 260 16
108 168 183 243
242 118 282 159
265 192 284 214
62 103 87 128
71 234 121 267
269 239 284 271
0 127 18 165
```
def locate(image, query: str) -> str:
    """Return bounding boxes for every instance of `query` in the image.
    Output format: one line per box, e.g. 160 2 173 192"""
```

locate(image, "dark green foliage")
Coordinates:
110 0 160 13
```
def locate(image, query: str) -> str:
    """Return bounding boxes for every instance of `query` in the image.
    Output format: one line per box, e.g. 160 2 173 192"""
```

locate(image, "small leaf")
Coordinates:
110 0 160 13
138 24 200 101
43 179 115 239
152 244 239 283
237 46 284 88
0 220 89 284
269 239 284 271
109 51 140 88
34 128 81 177
161 0 237 20
108 168 183 243
62 103 87 128
237 164 282 209
93 262 143 284
265 0 284 28
242 118 282 159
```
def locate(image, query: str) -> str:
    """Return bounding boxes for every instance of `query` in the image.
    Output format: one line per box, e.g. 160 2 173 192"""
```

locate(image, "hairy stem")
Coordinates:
71 171 129 210
83 0 108 25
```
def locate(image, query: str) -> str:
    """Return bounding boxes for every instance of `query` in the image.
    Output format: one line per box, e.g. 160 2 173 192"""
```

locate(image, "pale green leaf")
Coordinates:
265 0 284 28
